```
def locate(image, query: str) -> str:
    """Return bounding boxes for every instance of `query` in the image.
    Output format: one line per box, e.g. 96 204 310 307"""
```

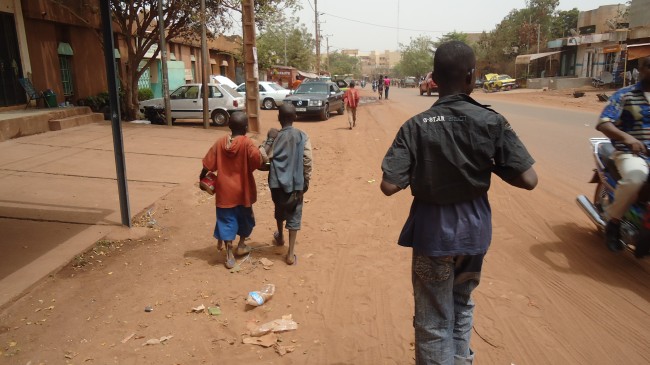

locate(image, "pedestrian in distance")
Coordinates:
384 75 391 99
595 55 650 254
380 41 538 364
200 112 263 269
378 75 384 100
343 80 360 129
261 104 313 265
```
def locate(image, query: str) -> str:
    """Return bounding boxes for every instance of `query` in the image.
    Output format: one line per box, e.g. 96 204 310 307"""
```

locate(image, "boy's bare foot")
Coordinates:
273 231 285 246
285 253 297 265
224 242 236 269
235 244 252 256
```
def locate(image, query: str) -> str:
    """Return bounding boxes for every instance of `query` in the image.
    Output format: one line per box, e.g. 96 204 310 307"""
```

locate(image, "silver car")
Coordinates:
139 83 245 126
236 81 291 110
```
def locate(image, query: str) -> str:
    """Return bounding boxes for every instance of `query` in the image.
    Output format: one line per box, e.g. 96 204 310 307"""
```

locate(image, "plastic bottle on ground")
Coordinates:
246 283 275 306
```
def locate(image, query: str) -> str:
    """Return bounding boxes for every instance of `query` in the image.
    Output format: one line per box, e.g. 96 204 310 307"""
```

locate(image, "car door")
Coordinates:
169 85 200 118
329 84 342 111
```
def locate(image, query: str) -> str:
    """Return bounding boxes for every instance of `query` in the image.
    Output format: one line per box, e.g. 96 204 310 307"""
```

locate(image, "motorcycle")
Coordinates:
576 137 650 258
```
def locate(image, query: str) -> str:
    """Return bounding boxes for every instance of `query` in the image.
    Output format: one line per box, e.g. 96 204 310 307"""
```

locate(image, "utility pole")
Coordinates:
326 36 330 73
242 0 260 132
315 0 320 75
157 0 171 126
537 23 540 53
200 0 209 129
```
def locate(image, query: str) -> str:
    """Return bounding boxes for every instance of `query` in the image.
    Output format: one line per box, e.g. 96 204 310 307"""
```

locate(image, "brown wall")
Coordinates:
24 18 107 105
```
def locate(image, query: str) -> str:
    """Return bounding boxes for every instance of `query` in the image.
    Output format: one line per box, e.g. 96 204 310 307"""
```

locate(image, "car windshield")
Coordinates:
295 83 328 94
219 84 242 98
498 75 512 80
268 83 286 91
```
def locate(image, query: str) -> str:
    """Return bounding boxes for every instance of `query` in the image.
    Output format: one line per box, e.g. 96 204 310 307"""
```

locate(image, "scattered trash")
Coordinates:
144 306 153 312
142 335 173 346
274 344 296 356
121 333 135 344
229 263 242 273
246 283 275 307
191 304 206 313
573 91 585 98
64 351 78 359
208 306 222 316
597 93 609 102
249 314 298 337
367 179 376 183
259 258 274 267
242 333 278 348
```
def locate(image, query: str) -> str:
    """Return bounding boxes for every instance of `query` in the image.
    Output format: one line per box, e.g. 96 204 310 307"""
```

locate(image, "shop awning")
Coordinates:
628 43 650 60
515 51 561 64
57 42 74 56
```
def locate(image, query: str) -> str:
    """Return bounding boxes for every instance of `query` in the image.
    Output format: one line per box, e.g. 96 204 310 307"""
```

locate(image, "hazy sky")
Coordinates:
290 0 625 52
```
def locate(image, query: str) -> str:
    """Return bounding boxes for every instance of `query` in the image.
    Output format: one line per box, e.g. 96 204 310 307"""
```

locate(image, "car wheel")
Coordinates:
338 103 345 115
262 98 275 110
319 104 329 121
211 109 229 126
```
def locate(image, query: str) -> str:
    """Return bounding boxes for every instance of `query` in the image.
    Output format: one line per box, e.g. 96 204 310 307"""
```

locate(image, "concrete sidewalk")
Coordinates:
0 121 228 308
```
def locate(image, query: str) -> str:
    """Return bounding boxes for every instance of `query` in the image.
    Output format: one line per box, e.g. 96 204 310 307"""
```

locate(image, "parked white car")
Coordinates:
236 81 291 110
139 83 245 126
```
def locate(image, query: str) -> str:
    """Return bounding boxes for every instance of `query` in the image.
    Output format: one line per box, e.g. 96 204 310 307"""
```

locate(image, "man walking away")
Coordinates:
384 76 391 99
343 81 360 129
380 41 537 364
262 104 313 265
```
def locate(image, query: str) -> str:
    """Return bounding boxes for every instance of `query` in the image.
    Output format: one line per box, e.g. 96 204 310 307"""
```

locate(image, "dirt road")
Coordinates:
1 87 648 364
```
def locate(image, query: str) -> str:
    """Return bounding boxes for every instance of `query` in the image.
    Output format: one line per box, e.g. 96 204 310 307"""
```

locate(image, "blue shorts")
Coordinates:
213 206 255 241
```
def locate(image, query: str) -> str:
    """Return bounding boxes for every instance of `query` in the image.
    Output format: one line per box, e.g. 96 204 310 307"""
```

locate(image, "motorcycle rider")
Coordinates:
596 55 650 252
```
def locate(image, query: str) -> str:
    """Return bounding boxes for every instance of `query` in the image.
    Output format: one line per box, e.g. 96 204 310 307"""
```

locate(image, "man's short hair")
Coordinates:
349 81 355 87
433 41 476 86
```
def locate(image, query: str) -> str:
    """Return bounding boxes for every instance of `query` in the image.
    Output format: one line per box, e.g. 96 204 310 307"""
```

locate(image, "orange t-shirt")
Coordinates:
292 79 303 90
202 135 262 208
343 88 360 108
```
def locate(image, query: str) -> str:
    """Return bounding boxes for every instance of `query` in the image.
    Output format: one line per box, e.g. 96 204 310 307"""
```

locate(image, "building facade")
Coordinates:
0 0 242 109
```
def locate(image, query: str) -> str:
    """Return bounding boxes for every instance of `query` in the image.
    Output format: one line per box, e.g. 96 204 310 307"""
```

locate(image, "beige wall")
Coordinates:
578 4 627 33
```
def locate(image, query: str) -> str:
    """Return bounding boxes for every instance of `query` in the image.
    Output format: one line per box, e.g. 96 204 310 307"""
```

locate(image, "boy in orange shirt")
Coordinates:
343 81 360 129
200 112 263 268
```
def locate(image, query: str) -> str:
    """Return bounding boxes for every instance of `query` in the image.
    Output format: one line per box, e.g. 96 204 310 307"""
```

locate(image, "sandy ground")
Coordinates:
1 86 648 365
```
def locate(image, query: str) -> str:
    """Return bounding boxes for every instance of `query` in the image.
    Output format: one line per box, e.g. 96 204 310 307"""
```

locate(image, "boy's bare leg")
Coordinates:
286 229 298 265
224 240 236 269
273 220 285 245
217 239 224 251
235 235 252 256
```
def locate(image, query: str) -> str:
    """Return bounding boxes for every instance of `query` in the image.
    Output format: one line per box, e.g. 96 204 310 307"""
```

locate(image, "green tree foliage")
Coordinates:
393 36 435 79
256 15 314 71
326 52 360 77
434 31 469 47
550 9 579 38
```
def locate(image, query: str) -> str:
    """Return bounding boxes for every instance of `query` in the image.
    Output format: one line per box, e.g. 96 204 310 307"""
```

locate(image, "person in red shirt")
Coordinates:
200 112 263 269
343 81 360 129
291 75 303 91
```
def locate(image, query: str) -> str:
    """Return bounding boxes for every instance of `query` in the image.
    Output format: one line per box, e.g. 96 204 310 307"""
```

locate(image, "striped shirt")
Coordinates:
598 82 650 151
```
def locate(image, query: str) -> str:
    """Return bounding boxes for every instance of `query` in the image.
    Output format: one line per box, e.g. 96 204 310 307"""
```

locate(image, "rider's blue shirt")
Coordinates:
598 82 650 151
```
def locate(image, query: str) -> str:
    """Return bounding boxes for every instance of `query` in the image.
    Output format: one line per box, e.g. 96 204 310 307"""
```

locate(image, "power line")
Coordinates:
306 0 314 12
322 11 484 34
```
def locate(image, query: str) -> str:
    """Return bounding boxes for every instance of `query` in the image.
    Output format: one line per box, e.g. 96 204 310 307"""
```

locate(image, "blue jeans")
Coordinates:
412 253 483 365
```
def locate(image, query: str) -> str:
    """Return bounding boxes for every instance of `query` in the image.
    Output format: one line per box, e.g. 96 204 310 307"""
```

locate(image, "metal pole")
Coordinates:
99 0 131 227
315 0 320 75
158 0 172 126
201 0 209 129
